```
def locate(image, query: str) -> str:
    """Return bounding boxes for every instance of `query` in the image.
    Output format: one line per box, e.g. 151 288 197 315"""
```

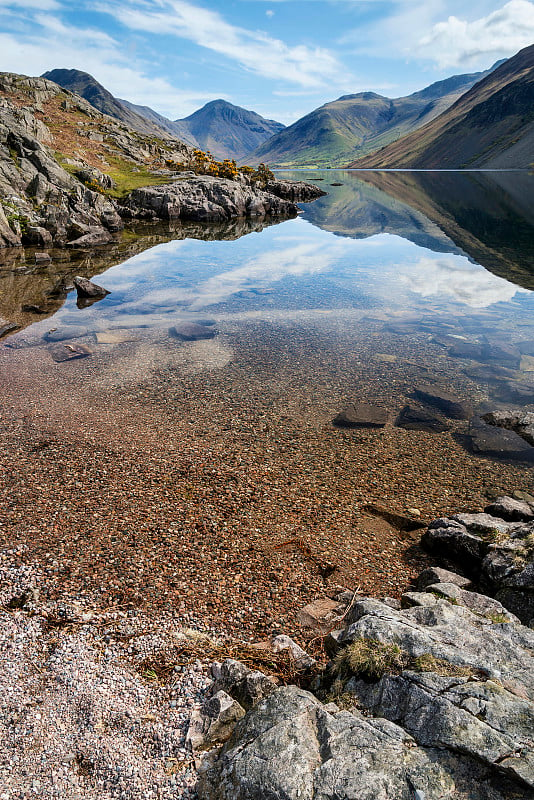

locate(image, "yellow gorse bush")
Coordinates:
165 150 274 186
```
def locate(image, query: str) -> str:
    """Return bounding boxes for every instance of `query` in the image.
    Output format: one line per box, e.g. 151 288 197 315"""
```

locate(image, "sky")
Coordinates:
0 0 533 124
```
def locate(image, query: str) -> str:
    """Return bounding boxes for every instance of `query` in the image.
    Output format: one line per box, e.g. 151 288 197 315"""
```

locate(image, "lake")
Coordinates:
0 169 533 635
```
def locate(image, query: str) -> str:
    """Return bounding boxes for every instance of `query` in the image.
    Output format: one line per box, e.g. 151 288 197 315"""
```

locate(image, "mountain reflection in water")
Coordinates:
0 170 533 340
290 169 534 291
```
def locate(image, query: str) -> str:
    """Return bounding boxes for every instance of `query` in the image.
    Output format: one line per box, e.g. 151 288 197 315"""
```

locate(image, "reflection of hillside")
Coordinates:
291 170 463 255
0 217 282 336
354 171 534 291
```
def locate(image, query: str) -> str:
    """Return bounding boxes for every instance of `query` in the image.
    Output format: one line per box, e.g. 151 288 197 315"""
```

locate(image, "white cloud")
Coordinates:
340 0 534 74
102 0 347 88
0 23 224 117
186 241 341 309
266 9 274 17
417 0 534 68
0 0 59 9
399 256 527 308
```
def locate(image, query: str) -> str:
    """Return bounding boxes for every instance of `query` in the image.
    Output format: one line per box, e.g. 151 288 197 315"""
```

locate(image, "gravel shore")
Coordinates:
0 547 216 800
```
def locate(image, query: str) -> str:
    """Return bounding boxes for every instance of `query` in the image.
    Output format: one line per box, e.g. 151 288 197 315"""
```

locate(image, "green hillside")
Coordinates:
249 68 493 168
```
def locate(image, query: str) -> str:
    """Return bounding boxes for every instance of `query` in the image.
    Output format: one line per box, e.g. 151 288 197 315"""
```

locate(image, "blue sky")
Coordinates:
0 0 533 123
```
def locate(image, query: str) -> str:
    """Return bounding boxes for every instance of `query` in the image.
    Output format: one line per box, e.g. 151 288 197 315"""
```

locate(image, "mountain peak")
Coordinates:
336 92 385 102
176 101 284 160
41 68 172 139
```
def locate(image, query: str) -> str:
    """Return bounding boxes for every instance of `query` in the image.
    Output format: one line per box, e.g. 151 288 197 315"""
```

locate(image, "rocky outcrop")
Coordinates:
199 684 497 800
264 179 326 202
199 589 534 798
421 498 534 625
0 72 318 250
0 74 124 247
198 497 534 800
121 176 299 222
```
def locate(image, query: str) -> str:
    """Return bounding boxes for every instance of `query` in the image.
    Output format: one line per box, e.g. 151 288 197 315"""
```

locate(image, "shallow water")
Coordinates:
1 170 533 622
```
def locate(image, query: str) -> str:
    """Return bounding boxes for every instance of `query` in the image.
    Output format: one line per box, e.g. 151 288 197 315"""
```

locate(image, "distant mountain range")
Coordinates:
248 66 500 168
42 69 284 161
43 48 533 171
351 45 534 169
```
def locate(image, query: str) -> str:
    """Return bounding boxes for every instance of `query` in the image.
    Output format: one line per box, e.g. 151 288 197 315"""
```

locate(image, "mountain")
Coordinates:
353 170 534 290
249 67 497 168
41 71 285 161
41 69 174 139
350 45 534 169
119 98 198 146
176 99 285 161
286 170 463 255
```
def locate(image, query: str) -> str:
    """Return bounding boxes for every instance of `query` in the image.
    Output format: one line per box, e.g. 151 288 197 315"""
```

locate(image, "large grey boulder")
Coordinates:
198 684 532 800
335 598 534 691
468 417 534 461
264 179 326 202
403 581 519 623
482 410 534 447
73 276 110 299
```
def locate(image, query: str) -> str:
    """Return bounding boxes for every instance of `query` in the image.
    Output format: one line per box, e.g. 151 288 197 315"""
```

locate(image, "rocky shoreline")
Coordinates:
1 495 533 799
196 495 534 799
0 72 324 249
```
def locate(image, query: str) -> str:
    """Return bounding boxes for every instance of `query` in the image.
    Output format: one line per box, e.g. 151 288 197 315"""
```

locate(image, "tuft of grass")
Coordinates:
429 589 459 605
331 638 474 684
512 532 534 567
412 654 472 677
487 613 511 624
333 637 408 681
481 527 510 544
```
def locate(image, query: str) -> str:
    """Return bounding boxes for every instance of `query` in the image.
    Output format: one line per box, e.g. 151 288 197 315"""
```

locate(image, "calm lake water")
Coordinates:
1 169 534 458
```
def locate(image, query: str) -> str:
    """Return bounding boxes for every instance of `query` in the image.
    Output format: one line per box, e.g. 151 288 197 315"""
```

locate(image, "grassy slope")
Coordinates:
351 45 534 169
29 92 187 196
251 71 489 168
251 94 392 167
